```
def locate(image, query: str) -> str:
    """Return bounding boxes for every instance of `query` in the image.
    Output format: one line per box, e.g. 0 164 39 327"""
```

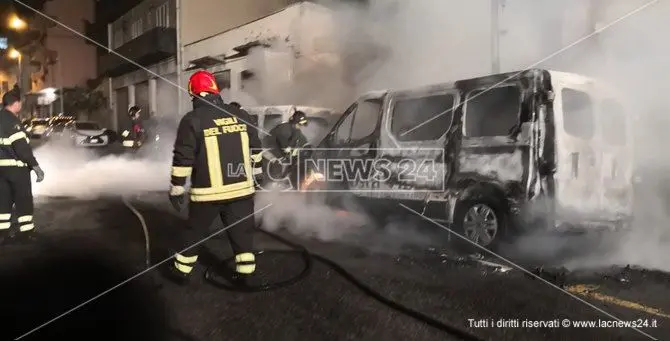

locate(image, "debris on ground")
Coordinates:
527 266 568 288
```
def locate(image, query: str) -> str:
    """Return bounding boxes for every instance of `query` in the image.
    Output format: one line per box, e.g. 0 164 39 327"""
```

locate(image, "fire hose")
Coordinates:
122 197 485 341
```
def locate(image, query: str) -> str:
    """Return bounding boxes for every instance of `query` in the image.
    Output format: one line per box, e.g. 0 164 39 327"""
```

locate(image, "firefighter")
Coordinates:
0 89 45 242
265 109 310 189
167 70 264 286
121 106 145 149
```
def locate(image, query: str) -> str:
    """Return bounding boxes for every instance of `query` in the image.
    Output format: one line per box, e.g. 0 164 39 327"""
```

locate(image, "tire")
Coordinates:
452 196 508 250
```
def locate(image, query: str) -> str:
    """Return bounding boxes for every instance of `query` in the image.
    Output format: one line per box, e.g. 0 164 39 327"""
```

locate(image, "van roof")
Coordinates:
359 69 599 97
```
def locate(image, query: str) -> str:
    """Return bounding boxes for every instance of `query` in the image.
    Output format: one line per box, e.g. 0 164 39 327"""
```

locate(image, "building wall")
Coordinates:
105 0 178 131
181 0 297 46
109 0 176 49
42 0 97 89
110 57 179 130
180 2 345 113
0 71 17 97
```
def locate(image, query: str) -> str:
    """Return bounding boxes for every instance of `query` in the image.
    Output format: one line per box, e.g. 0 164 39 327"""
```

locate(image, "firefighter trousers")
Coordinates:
174 196 256 276
0 168 35 234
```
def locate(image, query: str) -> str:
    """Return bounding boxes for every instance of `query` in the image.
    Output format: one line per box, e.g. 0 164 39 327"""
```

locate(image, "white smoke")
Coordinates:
257 190 369 241
496 0 670 272
32 136 170 199
245 0 670 269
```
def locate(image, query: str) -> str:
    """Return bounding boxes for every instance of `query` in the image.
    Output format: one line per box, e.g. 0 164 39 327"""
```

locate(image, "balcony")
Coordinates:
99 27 176 77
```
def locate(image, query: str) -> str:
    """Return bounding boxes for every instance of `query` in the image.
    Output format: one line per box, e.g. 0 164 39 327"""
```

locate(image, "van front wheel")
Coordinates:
453 199 507 249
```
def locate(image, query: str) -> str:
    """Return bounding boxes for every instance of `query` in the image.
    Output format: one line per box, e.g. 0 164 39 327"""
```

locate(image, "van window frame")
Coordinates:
387 89 458 143
462 83 523 138
330 102 358 144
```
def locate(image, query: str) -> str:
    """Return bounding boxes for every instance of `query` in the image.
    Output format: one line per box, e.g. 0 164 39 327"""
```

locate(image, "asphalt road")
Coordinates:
0 194 668 341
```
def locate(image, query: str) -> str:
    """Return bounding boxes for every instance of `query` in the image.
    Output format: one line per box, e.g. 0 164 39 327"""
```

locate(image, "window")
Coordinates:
391 93 455 141
213 70 231 90
562 88 594 139
334 104 356 143
464 86 520 137
601 99 626 146
240 70 255 90
350 98 383 140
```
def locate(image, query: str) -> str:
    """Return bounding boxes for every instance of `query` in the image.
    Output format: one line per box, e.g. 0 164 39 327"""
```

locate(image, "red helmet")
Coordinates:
188 70 219 97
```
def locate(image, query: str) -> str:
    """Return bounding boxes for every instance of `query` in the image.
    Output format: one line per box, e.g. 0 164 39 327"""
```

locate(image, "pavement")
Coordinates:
0 194 668 341
3 139 669 340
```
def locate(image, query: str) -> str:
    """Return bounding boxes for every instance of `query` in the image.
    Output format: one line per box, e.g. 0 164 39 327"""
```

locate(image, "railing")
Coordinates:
110 0 176 49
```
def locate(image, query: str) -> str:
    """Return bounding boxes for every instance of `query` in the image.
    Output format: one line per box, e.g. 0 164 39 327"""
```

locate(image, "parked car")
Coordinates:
65 121 111 147
25 118 50 138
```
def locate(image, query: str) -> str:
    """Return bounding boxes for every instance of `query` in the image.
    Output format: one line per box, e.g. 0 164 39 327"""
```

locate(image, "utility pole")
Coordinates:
58 57 64 114
490 0 500 74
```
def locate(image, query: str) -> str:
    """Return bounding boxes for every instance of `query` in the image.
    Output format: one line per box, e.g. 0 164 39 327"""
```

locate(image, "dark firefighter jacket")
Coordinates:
0 109 38 169
121 119 145 147
267 122 308 159
171 94 263 202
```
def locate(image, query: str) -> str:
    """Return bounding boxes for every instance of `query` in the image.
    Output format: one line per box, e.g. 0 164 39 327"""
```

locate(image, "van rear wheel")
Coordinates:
453 198 507 249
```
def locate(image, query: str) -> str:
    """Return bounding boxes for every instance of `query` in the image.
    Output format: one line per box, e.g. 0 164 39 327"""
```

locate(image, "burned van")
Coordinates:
305 69 633 248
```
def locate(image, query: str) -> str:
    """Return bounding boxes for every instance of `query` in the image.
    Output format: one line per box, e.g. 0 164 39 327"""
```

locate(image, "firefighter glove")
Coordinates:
32 165 45 183
169 185 185 211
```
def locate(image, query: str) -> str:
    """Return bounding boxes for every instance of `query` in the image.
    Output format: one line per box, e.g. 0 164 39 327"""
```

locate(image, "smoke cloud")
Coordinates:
32 136 170 199
242 0 670 270
33 0 670 267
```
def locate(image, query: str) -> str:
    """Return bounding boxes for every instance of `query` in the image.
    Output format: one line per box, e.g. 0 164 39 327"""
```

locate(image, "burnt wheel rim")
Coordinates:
463 204 498 246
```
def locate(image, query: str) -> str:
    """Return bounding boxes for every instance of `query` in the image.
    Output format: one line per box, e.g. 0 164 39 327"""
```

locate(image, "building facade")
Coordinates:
14 0 98 118
178 0 355 113
40 0 97 90
99 0 177 131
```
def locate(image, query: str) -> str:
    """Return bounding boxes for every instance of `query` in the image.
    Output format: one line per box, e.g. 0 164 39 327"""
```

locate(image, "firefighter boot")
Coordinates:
229 253 256 288
163 253 198 286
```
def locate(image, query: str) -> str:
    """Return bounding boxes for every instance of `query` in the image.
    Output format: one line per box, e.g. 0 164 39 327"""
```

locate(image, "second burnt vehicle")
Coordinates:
302 69 634 248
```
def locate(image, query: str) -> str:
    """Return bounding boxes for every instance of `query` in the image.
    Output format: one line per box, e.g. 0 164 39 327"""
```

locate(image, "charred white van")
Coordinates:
308 69 633 248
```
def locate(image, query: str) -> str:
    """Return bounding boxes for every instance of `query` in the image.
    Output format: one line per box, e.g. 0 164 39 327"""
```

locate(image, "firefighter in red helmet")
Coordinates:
121 106 145 150
166 70 264 286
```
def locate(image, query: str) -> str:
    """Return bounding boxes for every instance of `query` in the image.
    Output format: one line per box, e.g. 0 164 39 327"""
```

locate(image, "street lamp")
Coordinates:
8 14 27 31
8 48 21 60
